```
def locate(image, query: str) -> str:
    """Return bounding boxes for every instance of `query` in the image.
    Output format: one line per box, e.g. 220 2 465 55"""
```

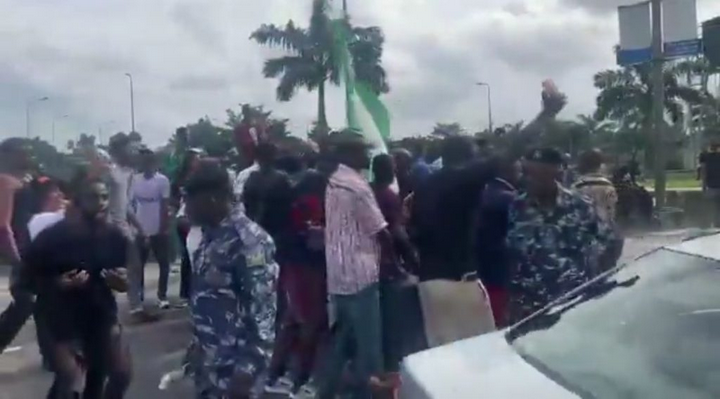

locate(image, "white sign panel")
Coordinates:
617 0 701 65
618 2 652 65
619 2 652 50
663 0 699 43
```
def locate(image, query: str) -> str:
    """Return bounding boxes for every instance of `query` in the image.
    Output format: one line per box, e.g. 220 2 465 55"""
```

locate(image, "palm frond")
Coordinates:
250 21 309 52
275 64 322 102
263 56 317 79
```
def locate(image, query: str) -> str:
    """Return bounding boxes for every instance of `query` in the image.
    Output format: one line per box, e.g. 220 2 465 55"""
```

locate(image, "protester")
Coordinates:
172 148 203 301
105 134 156 323
699 142 720 227
0 138 46 359
319 131 393 399
370 153 423 371
475 153 521 327
242 142 293 242
232 115 266 200
266 165 328 397
25 172 131 398
242 142 293 336
28 177 67 241
506 148 612 324
410 135 492 282
390 148 413 199
574 149 622 272
183 160 278 399
131 148 172 309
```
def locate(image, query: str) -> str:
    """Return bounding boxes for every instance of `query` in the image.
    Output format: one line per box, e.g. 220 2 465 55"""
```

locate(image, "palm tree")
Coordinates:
674 57 720 93
251 0 388 130
594 64 703 129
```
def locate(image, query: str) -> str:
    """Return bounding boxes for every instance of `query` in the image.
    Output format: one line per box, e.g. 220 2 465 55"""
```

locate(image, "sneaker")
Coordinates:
264 376 293 395
291 383 317 399
158 300 170 310
173 299 189 309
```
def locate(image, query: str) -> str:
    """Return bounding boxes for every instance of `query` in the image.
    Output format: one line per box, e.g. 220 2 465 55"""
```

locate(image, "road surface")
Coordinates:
0 232 694 397
0 264 196 398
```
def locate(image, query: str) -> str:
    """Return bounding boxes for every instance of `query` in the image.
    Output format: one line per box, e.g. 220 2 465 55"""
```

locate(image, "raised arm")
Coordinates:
519 89 568 138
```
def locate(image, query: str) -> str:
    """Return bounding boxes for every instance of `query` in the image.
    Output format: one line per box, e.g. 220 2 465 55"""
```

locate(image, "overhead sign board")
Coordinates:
617 0 701 66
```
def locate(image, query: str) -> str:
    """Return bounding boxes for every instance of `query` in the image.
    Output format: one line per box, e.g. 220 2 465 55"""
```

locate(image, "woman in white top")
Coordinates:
27 177 67 241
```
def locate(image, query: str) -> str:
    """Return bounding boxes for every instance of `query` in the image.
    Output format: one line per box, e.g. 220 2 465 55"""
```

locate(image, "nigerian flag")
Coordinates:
327 0 390 152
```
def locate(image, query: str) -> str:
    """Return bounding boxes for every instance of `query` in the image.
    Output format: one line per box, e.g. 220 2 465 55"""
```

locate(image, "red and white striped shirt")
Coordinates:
325 164 387 295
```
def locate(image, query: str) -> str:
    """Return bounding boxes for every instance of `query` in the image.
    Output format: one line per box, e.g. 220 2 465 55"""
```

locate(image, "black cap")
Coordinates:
327 129 373 149
525 147 564 166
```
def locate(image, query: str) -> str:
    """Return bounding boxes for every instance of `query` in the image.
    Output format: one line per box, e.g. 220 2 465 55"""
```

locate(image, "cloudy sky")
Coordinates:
1 0 719 147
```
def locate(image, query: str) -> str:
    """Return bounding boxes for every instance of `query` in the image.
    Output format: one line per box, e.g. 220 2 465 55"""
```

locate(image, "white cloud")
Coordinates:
0 0 719 147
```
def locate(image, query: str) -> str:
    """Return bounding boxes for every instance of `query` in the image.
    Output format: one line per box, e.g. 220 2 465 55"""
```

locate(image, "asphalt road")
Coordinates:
0 265 197 398
0 232 694 398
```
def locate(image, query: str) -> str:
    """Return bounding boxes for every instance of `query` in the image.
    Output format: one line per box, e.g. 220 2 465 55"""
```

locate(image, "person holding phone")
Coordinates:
24 170 132 399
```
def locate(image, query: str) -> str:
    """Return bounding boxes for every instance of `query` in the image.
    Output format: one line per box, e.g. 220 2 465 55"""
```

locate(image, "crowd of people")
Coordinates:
0 98 632 398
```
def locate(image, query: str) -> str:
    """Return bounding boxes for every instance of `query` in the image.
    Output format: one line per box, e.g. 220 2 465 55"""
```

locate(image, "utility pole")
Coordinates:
651 0 667 207
125 73 136 133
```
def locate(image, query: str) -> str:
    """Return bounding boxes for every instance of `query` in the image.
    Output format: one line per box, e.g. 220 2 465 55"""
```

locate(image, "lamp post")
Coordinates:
26 96 49 138
476 82 494 134
125 73 136 134
51 114 69 147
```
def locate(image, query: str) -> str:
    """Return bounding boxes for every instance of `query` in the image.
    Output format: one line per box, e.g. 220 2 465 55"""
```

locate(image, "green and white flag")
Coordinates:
326 0 391 152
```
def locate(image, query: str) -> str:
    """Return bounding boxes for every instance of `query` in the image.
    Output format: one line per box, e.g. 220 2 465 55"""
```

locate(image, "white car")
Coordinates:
400 233 720 399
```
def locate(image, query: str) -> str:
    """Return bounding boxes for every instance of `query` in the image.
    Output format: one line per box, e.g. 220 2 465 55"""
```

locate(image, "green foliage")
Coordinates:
251 0 388 128
594 64 703 129
185 117 231 158
431 123 464 137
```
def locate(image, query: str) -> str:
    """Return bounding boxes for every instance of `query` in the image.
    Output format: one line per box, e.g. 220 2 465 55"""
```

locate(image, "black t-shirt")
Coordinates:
700 152 720 189
410 160 493 281
25 219 128 341
243 168 293 238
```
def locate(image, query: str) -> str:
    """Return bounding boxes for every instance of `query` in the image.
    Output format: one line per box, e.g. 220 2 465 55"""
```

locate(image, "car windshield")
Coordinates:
507 249 720 399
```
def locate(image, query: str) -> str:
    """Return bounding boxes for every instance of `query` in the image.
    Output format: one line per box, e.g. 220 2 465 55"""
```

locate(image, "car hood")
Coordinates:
399 331 579 399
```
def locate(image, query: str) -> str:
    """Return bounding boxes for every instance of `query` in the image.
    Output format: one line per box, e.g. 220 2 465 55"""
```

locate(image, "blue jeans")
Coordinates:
320 284 383 399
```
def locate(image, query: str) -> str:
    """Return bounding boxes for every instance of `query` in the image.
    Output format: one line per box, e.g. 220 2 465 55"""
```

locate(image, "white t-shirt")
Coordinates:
108 164 135 238
28 211 65 241
233 163 259 199
130 172 170 236
186 226 203 269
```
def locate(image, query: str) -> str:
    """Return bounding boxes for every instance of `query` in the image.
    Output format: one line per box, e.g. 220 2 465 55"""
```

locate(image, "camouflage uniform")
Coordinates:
506 186 611 324
190 209 279 399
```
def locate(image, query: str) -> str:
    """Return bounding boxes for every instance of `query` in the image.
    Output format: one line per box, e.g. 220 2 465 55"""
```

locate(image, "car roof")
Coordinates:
666 231 720 261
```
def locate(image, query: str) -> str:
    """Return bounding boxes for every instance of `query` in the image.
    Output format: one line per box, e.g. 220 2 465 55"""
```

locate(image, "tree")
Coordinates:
594 64 703 129
251 0 389 129
674 57 719 93
431 123 464 137
185 118 232 158
225 104 291 140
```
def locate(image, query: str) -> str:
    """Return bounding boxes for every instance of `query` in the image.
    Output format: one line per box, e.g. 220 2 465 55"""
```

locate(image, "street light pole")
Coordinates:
125 73 136 133
651 0 667 207
51 114 68 147
26 96 49 138
476 82 494 134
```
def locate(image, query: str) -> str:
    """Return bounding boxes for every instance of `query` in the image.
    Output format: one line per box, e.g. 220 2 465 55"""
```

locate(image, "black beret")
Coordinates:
525 147 564 165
